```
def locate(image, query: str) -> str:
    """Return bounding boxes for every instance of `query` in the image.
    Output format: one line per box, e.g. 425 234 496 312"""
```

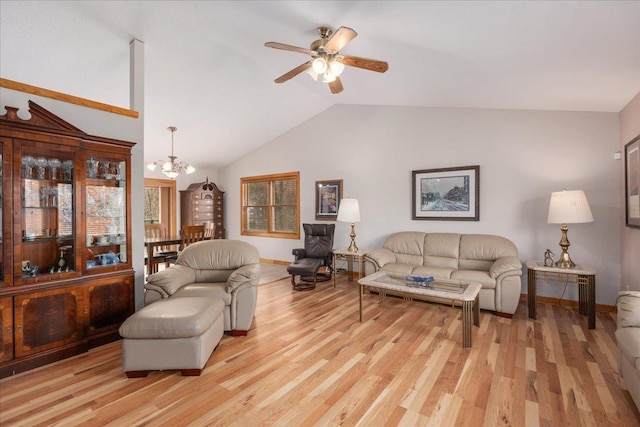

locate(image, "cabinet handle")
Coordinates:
5 327 11 333
15 325 22 330
84 309 89 314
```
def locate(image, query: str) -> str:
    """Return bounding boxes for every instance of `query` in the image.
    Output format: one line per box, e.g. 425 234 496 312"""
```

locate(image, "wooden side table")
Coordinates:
526 260 597 329
333 249 368 287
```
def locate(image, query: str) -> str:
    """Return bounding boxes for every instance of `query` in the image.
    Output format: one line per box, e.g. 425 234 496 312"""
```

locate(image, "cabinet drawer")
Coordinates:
193 199 214 206
193 205 214 213
193 212 214 220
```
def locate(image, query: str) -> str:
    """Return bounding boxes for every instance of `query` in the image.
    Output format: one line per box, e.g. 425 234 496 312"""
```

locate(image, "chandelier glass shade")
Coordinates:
146 126 195 179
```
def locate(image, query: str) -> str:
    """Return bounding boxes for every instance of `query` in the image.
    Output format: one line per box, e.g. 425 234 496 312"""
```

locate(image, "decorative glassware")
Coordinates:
87 158 98 178
61 159 74 181
47 158 61 180
34 157 48 179
21 155 35 178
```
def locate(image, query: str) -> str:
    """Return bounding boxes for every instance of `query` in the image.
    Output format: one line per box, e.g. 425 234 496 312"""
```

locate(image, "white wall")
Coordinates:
219 105 622 305
620 92 640 291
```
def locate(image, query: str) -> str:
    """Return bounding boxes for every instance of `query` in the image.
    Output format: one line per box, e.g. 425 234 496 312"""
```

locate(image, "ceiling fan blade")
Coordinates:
328 77 343 94
264 41 312 55
274 61 312 83
325 26 357 53
341 55 389 73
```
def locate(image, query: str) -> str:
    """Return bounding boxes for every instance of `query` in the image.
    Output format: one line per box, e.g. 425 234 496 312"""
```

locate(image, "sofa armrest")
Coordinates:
227 263 260 293
144 265 196 297
489 256 522 279
364 248 396 270
618 291 640 329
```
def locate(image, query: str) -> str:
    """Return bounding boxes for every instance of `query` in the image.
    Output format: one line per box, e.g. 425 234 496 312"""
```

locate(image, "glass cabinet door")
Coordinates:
20 148 76 279
85 157 127 270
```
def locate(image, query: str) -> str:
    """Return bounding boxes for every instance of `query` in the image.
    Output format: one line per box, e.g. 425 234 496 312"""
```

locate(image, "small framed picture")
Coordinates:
625 135 640 228
412 165 479 221
315 180 343 220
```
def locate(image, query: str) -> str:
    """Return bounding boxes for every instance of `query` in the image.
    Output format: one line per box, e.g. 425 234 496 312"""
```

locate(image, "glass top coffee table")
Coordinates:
358 271 482 348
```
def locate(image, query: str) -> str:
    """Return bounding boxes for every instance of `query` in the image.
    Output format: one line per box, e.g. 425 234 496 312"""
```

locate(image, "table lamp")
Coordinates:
547 190 593 268
337 198 360 253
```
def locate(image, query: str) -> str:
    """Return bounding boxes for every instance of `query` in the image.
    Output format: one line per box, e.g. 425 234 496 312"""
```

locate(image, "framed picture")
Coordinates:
625 135 640 228
315 179 343 220
412 165 479 221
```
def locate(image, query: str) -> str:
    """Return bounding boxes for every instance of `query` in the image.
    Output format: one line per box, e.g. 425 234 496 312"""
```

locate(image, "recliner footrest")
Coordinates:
287 258 323 276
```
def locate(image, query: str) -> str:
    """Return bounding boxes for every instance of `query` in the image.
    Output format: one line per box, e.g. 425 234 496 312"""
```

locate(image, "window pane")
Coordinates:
247 182 268 206
273 179 297 205
144 187 159 223
272 206 296 233
246 207 267 231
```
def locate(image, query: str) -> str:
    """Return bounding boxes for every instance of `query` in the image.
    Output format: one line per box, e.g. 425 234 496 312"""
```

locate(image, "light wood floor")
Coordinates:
1 275 639 426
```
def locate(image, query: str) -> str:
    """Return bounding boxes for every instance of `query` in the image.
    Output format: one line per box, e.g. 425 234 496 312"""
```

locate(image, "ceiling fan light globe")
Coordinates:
305 68 319 81
312 57 327 74
329 60 345 76
322 72 337 83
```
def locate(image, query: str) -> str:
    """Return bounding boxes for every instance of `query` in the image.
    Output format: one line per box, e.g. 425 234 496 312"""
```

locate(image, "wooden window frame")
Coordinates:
241 172 300 239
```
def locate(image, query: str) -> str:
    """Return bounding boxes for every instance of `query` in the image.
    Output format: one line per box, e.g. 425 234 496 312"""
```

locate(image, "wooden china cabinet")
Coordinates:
0 101 135 377
180 181 225 239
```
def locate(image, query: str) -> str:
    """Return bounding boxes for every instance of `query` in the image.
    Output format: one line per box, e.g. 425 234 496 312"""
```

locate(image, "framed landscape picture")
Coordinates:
412 165 479 221
625 135 640 228
315 179 342 220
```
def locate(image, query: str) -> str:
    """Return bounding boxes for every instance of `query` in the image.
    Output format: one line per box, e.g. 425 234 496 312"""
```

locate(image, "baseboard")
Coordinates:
260 258 289 266
519 293 616 312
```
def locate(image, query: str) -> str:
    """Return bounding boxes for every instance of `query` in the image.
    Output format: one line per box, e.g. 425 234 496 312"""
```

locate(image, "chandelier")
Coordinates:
146 126 195 179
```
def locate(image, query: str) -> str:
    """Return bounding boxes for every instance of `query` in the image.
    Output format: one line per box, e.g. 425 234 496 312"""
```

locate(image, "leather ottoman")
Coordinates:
119 297 224 377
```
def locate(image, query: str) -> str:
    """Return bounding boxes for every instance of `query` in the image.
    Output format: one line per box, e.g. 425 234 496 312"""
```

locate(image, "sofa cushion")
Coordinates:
411 266 454 280
458 234 518 271
119 297 223 339
380 263 415 275
450 270 496 289
173 283 232 305
616 327 640 370
423 233 460 270
383 232 425 266
618 291 640 328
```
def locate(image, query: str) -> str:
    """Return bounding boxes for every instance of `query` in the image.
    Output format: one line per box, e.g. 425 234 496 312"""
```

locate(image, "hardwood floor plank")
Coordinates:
0 277 638 426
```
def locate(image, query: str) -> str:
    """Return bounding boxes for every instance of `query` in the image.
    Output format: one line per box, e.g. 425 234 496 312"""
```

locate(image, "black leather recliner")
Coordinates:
287 223 335 291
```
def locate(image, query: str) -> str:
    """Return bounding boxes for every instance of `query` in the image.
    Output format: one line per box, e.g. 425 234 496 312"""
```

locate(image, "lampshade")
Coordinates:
337 199 360 223
547 190 593 224
312 57 328 74
329 59 345 76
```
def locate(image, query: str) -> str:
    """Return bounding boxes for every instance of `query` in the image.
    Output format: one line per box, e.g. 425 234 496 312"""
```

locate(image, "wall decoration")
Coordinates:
315 179 342 220
625 135 640 228
412 165 479 221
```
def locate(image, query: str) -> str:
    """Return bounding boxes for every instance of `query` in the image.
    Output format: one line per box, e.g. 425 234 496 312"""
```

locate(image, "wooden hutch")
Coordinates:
180 180 225 239
0 101 135 377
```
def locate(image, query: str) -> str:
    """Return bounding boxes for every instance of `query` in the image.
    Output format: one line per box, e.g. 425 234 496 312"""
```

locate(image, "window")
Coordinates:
241 172 300 239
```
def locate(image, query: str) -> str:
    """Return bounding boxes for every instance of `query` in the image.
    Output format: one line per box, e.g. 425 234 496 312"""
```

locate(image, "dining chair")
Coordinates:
144 224 177 274
165 225 206 265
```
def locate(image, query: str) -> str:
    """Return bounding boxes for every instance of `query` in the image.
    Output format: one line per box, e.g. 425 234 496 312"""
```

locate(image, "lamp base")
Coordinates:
555 223 576 269
555 251 575 269
348 223 358 253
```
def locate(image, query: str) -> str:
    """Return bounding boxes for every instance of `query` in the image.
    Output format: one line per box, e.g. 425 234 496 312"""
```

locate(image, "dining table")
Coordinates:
143 235 182 276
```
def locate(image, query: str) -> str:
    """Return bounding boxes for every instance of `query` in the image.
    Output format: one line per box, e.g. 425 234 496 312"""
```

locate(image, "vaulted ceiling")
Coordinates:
1 1 639 171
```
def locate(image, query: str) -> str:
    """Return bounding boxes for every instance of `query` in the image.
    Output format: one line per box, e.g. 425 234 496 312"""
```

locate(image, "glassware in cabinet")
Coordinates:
85 158 127 269
19 148 76 280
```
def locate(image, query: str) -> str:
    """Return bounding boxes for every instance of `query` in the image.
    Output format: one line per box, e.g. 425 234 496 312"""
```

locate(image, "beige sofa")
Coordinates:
144 239 260 335
616 291 640 409
364 232 522 316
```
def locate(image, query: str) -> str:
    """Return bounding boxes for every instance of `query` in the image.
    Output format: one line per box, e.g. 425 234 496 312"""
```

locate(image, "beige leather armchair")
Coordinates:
144 239 260 335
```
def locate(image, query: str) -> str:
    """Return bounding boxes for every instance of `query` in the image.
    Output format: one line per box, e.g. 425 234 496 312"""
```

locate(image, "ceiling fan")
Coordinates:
265 26 389 94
